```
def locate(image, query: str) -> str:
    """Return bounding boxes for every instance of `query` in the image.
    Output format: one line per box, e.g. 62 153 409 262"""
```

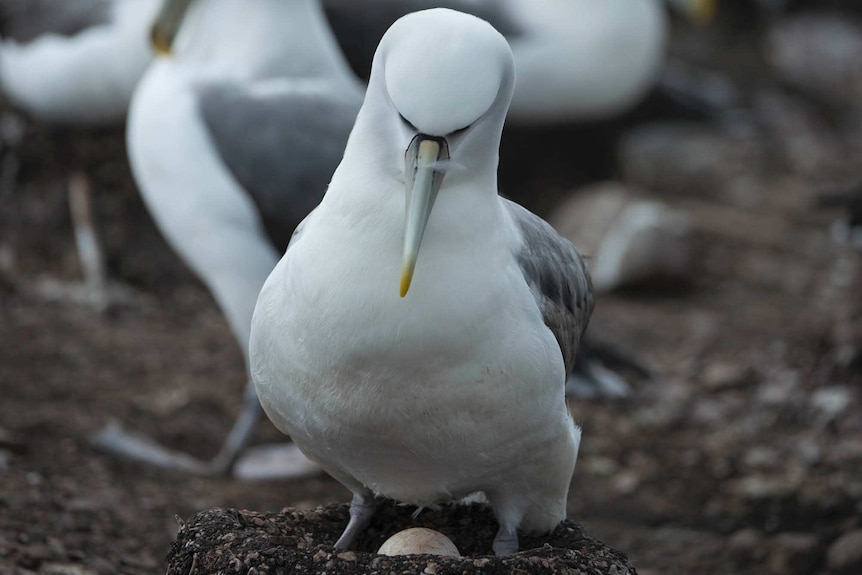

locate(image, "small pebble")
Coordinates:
768 532 820 575
811 386 852 420
766 14 862 110
827 529 862 571
701 362 755 390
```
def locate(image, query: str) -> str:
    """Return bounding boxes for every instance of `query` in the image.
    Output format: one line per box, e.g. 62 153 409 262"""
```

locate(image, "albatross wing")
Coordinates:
196 79 360 252
506 199 594 376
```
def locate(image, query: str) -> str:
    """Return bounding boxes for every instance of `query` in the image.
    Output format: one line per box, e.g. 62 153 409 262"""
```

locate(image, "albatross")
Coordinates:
249 8 592 555
0 0 158 125
100 0 363 475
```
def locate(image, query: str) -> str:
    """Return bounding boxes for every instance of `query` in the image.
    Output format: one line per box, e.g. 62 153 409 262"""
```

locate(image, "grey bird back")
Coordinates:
196 82 360 252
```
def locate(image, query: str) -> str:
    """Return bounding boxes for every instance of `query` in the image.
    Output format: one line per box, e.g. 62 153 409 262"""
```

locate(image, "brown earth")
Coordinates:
1 12 862 575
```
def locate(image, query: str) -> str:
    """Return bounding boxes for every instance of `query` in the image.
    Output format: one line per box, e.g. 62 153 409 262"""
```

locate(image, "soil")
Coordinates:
1 10 862 575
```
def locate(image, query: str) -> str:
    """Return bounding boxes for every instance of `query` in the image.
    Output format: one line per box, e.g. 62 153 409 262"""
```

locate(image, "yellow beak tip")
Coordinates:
150 37 173 56
693 0 716 24
400 270 413 298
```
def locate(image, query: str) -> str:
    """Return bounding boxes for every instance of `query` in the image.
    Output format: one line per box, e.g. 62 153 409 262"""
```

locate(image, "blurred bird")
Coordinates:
93 0 364 476
250 8 591 555
0 0 158 125
498 0 715 124
0 0 713 127
324 0 717 124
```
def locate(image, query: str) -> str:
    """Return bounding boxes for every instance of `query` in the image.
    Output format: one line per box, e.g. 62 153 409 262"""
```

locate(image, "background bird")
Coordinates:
96 0 363 475
324 0 716 124
0 0 711 127
0 0 158 125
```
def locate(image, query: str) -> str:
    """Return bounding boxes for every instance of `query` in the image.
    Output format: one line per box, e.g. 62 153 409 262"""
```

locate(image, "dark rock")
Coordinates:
618 122 764 202
767 532 821 575
701 361 758 391
166 503 637 575
826 529 862 573
765 14 862 111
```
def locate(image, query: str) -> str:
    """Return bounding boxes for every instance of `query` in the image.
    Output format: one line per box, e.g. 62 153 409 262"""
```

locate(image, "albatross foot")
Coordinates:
334 492 377 550
89 421 226 475
89 382 264 477
492 526 519 556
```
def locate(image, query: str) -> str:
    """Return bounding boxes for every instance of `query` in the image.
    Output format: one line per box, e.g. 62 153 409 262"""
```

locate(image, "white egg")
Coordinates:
377 528 461 557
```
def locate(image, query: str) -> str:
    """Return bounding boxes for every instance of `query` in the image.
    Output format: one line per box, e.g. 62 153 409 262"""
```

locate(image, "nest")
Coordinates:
166 501 637 574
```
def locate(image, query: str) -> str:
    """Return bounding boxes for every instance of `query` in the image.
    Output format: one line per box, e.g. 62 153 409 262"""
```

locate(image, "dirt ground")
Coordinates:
1 9 862 575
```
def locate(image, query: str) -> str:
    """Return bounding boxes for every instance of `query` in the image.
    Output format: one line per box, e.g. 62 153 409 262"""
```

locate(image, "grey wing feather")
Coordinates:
506 199 594 376
196 82 360 253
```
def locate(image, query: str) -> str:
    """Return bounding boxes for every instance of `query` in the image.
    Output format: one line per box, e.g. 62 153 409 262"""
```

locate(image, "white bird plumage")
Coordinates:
0 0 158 125
0 0 708 127
129 0 356 350
503 0 668 122
321 0 714 124
250 8 593 555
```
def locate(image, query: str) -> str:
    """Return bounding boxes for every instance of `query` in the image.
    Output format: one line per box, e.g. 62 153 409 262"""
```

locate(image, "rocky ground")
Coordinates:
1 6 862 575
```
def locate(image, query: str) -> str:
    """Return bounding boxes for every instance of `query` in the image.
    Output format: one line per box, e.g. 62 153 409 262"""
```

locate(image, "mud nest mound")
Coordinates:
166 501 637 574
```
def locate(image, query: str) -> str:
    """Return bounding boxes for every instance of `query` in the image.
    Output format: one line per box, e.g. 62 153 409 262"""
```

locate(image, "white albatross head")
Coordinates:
358 8 515 297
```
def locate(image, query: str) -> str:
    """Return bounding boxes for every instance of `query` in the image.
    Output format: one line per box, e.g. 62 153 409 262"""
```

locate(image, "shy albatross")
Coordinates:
0 0 158 125
102 0 363 475
250 8 592 555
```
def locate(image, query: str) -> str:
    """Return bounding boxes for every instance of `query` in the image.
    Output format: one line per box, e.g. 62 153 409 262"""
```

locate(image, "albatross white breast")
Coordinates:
250 8 593 556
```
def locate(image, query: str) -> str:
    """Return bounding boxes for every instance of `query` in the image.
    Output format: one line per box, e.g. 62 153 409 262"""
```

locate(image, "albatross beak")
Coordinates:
400 135 448 298
666 0 717 25
686 0 716 24
690 0 716 24
150 0 195 56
